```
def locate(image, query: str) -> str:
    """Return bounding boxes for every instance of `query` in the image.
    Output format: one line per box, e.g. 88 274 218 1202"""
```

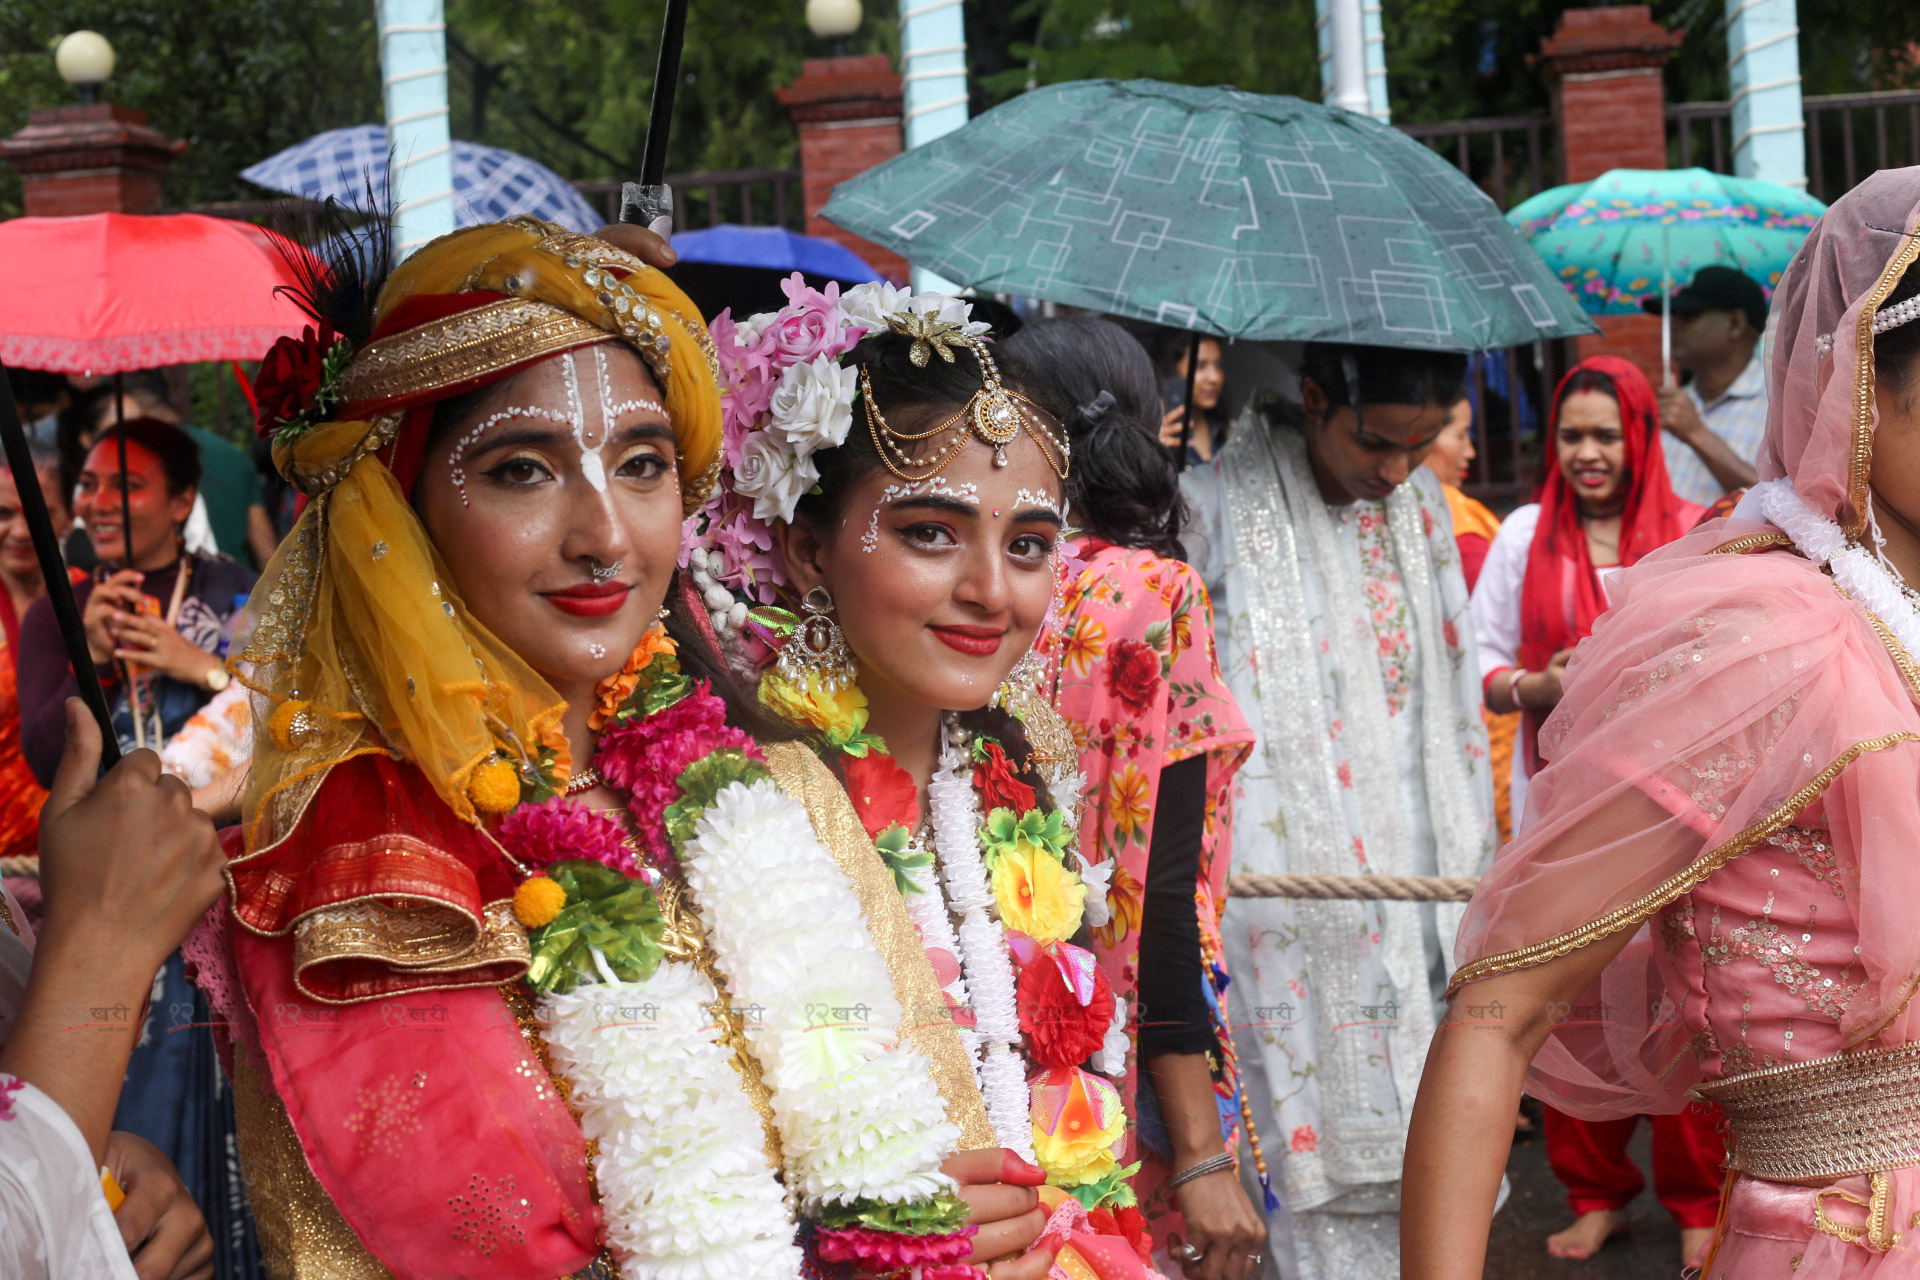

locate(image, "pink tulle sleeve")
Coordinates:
1451 533 1920 1118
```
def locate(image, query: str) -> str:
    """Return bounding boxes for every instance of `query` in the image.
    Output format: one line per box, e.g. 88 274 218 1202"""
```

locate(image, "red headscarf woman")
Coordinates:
1472 355 1703 784
1466 354 1716 1267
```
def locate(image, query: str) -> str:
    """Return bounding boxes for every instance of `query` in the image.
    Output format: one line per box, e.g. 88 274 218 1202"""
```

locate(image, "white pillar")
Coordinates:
376 0 455 258
1726 0 1805 188
898 0 968 291
1318 0 1389 121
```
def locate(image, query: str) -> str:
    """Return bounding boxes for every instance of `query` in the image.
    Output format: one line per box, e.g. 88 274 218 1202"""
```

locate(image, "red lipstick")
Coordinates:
930 624 1005 657
543 582 631 618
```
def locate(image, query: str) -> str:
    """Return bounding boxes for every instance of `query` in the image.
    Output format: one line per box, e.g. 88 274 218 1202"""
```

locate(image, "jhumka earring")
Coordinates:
992 648 1048 711
775 585 857 692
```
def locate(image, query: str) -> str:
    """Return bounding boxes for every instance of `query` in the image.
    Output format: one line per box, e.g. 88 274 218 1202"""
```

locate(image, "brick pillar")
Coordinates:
1539 6 1683 381
1 102 183 216
776 54 910 283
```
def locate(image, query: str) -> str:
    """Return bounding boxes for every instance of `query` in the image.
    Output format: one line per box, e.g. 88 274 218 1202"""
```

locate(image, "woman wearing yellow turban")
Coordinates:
195 218 1049 1279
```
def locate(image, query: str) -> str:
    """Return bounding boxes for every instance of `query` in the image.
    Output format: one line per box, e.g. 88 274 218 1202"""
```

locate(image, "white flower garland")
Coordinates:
928 730 1035 1159
542 964 801 1280
538 775 961 1279
1754 477 1920 656
680 778 960 1209
897 839 979 1062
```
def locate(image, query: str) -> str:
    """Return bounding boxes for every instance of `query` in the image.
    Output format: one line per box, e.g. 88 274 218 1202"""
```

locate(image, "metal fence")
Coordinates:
1398 114 1557 212
1668 89 1920 202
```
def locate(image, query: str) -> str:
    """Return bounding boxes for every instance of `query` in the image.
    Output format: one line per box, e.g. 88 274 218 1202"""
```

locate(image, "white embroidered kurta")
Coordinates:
1185 401 1495 1280
0 885 140 1280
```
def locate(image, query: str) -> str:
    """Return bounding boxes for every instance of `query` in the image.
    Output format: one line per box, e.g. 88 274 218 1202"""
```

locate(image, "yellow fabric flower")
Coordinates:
758 670 869 740
512 876 566 929
468 756 521 814
991 845 1086 945
1032 1069 1126 1187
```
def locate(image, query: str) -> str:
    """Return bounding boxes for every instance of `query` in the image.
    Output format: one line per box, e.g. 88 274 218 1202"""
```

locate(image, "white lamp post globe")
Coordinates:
805 0 863 40
55 31 115 89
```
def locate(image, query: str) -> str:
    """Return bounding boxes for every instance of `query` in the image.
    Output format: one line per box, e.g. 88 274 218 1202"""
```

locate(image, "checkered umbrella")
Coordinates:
241 125 602 234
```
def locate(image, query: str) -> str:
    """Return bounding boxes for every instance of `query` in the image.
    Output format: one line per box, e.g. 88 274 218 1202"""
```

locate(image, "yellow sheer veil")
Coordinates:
237 217 721 851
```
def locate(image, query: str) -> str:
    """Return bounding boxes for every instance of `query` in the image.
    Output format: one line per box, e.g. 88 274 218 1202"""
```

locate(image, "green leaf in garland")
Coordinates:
1067 1161 1141 1211
980 806 1071 865
826 722 888 758
815 1192 972 1235
525 859 666 995
873 823 933 895
516 736 569 806
662 749 771 853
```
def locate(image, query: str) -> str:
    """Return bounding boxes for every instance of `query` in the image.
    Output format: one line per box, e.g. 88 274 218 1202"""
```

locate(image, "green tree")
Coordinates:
0 0 380 218
445 0 897 182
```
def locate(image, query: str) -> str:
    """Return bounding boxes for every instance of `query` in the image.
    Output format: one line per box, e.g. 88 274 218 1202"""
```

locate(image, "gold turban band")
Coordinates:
236 218 722 862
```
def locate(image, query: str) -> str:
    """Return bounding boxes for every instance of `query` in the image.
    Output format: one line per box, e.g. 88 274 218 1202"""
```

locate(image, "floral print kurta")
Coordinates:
1044 538 1256 1254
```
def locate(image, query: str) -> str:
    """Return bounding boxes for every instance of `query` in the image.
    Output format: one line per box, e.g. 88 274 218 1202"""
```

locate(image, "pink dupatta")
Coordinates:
1449 169 1920 1120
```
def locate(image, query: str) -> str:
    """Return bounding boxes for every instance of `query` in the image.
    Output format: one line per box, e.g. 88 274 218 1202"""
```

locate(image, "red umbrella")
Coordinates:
0 212 321 758
0 211 318 374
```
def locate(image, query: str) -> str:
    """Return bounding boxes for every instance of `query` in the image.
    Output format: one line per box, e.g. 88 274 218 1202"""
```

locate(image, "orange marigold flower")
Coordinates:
589 626 675 730
468 756 521 814
512 876 566 929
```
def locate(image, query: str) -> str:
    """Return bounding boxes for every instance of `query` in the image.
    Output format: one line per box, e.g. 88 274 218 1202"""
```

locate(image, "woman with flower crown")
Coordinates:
188 215 1059 1280
685 277 1171 1280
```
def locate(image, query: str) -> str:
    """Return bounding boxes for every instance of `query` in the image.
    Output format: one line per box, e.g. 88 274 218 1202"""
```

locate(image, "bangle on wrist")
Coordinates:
1508 668 1530 712
1167 1151 1237 1190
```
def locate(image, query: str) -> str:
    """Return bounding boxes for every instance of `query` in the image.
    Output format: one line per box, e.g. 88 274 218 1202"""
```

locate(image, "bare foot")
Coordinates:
1546 1209 1628 1259
1681 1226 1713 1268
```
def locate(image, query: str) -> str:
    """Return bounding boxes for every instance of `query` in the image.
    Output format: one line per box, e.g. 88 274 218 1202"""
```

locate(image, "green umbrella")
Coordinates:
822 79 1595 351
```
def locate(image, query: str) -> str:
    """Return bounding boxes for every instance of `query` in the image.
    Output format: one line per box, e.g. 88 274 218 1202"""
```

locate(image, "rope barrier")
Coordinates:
1226 872 1478 902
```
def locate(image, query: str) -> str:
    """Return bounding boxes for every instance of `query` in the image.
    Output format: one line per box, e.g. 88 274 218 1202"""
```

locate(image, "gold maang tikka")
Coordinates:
860 311 1071 483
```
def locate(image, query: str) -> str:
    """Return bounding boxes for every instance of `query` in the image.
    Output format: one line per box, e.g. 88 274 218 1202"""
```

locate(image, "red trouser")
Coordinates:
1542 1102 1726 1230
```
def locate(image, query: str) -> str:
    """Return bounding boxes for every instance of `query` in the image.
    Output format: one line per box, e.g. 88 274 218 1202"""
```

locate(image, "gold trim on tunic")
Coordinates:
1692 1041 1920 1182
764 741 997 1150
1845 228 1920 539
1448 732 1920 993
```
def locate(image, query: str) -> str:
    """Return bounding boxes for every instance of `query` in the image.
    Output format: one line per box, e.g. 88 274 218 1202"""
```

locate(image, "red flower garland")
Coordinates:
1016 950 1115 1069
973 741 1037 814
842 752 919 839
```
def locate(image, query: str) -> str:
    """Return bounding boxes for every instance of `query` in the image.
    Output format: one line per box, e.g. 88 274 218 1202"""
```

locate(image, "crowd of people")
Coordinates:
1 162 1914 1280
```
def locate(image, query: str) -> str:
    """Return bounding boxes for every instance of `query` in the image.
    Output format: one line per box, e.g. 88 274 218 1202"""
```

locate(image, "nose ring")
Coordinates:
589 559 623 583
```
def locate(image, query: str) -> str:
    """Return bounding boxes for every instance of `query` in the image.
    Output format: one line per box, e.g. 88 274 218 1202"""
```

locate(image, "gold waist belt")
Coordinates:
1693 1042 1920 1181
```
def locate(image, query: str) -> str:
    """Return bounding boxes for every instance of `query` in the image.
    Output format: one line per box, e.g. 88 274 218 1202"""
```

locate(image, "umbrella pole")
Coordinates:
0 362 121 767
1177 330 1202 471
114 370 131 570
1661 224 1675 388
621 0 689 234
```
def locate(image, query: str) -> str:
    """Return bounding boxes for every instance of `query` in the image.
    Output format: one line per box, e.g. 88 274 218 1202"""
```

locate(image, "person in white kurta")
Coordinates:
1184 359 1496 1280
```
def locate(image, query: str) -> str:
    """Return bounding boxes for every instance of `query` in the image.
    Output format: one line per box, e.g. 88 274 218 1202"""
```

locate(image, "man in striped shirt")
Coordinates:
1641 265 1769 507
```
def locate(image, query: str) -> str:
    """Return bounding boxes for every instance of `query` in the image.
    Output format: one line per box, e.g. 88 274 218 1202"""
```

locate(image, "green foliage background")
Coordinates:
0 0 1913 218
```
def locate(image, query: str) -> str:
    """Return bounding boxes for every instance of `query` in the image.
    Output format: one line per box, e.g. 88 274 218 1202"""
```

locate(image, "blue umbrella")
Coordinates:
241 125 602 233
670 224 880 282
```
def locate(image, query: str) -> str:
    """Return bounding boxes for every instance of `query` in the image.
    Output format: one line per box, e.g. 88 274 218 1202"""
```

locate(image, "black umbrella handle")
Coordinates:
622 0 689 235
0 363 121 767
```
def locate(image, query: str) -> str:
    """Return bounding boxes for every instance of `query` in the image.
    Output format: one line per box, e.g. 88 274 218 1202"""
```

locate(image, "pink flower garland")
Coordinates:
813 1225 977 1270
494 798 637 876
592 680 763 865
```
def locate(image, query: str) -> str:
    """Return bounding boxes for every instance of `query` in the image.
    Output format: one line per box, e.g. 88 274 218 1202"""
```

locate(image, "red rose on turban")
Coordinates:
973 741 1037 814
254 323 336 435
1017 950 1114 1068
1104 638 1163 715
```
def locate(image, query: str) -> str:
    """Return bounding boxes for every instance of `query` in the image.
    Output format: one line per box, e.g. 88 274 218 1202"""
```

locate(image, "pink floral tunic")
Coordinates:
1043 538 1256 1251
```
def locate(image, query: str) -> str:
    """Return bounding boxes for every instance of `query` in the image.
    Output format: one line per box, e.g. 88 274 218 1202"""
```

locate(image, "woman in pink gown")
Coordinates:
1402 167 1920 1278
